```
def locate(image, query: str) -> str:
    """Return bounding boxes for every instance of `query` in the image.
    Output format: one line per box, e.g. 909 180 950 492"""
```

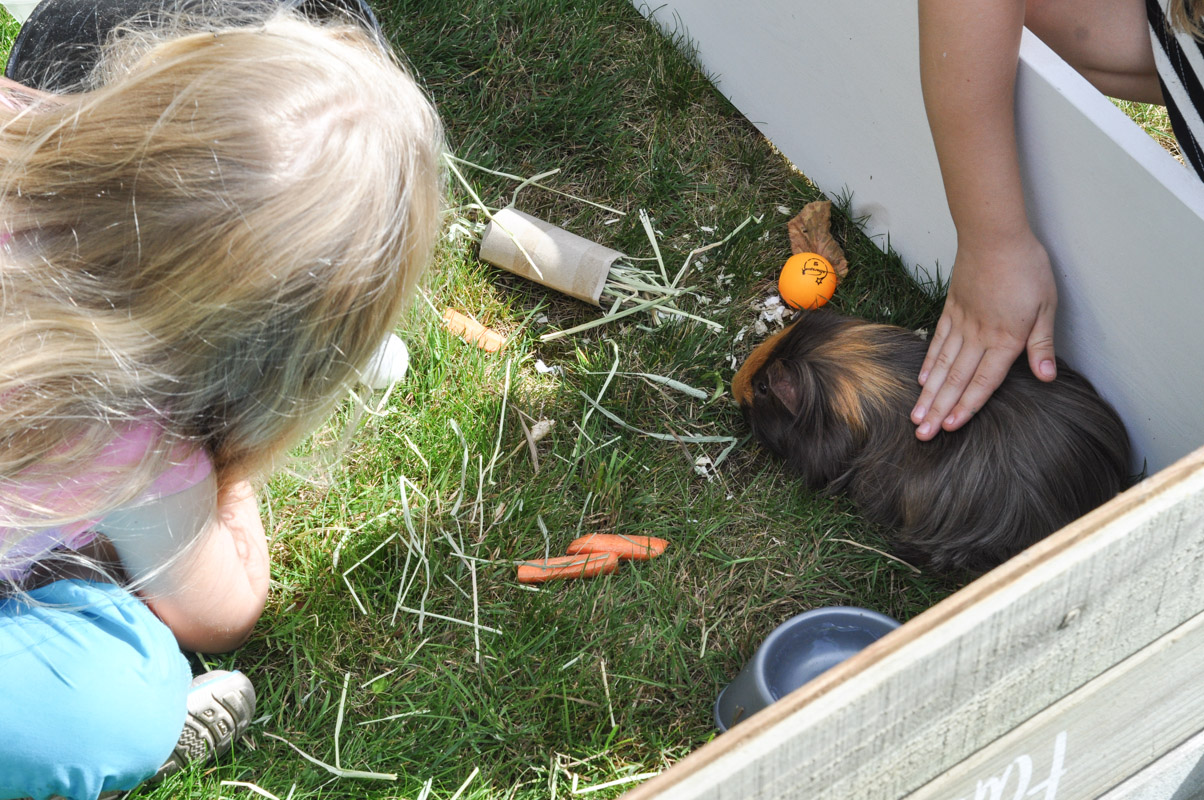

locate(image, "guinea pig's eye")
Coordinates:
756 380 769 396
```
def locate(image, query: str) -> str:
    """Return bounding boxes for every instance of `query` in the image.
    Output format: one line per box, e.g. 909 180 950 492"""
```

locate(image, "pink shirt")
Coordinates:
0 424 212 582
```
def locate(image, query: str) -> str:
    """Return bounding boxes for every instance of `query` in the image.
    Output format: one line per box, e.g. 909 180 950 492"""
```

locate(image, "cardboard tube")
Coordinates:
478 207 624 306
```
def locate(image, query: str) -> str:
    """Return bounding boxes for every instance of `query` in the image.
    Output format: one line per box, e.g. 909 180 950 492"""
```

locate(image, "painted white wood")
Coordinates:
908 610 1204 800
1097 726 1204 800
633 1 1204 476
621 448 1204 800
1013 32 1204 481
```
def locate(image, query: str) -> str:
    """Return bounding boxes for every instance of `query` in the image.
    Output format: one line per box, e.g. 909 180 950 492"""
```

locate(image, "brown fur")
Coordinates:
732 309 1132 573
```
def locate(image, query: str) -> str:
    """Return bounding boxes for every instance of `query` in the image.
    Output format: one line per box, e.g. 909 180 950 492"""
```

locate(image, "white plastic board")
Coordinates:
634 1 1204 475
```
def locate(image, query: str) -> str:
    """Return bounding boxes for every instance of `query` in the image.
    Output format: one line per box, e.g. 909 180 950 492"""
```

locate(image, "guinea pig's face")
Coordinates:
730 310 916 486
730 317 849 485
731 310 850 416
732 323 794 408
735 311 915 428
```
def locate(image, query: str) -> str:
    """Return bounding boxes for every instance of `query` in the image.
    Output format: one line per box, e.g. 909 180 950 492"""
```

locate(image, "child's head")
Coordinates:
1170 0 1204 38
0 7 444 493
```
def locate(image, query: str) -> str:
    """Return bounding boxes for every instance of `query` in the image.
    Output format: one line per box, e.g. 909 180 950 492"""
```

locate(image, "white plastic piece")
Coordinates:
360 333 409 389
2 1 39 22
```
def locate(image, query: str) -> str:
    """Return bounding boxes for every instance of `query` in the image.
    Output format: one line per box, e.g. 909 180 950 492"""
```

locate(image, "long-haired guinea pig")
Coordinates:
731 309 1131 573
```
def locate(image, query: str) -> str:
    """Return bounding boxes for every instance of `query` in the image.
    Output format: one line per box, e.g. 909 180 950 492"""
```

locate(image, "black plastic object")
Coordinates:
6 0 382 92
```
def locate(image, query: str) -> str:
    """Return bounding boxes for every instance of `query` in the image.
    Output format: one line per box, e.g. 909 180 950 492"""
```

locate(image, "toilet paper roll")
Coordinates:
478 207 624 307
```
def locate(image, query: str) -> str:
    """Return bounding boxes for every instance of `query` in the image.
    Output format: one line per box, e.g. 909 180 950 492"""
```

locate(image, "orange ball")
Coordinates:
778 252 837 310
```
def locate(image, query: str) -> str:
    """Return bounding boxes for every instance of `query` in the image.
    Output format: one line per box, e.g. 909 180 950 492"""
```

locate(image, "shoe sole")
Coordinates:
151 670 256 782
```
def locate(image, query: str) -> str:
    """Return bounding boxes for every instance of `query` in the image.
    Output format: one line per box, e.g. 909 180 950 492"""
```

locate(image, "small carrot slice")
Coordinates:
443 308 505 352
516 552 619 584
566 533 668 561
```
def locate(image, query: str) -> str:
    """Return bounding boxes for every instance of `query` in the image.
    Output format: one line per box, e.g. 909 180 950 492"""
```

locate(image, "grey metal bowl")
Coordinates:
714 606 900 731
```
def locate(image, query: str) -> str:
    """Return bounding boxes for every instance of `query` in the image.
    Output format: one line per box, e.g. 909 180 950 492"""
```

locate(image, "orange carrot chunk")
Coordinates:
565 533 668 561
443 308 505 352
516 552 620 584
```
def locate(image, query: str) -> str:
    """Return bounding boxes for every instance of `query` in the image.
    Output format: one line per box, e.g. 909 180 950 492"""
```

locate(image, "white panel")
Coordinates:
634 2 953 271
1014 32 1204 478
634 1 1204 475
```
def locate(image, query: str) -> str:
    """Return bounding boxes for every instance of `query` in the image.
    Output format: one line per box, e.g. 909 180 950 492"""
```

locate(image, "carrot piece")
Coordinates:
442 308 505 352
565 533 668 561
516 552 619 584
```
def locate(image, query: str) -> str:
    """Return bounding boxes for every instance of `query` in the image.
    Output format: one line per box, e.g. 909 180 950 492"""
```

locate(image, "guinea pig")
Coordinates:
731 309 1131 573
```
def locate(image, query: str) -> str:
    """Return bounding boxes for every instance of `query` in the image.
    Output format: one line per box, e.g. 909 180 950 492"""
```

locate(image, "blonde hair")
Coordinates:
1169 0 1204 38
0 8 444 539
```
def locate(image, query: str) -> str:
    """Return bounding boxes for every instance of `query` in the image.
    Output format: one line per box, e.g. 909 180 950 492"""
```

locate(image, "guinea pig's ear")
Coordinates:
767 360 802 415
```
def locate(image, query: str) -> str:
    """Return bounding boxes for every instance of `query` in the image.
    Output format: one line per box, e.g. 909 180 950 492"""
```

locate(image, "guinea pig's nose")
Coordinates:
731 370 752 406
732 325 792 405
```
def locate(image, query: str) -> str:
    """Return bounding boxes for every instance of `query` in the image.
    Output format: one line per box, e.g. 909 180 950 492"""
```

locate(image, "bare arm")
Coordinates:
912 0 1058 440
0 75 53 110
97 474 270 653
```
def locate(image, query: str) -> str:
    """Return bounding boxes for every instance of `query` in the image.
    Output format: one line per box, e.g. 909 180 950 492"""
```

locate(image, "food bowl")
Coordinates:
714 606 900 731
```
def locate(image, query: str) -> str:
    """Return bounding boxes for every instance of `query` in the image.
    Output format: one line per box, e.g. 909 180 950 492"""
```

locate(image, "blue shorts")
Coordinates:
0 579 191 800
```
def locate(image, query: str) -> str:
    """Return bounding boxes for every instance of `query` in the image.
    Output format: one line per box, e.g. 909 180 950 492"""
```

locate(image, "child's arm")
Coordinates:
0 75 52 110
96 474 270 653
911 0 1059 441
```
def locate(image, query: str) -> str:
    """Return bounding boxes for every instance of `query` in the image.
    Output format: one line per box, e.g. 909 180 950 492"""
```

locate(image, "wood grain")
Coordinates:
909 610 1204 800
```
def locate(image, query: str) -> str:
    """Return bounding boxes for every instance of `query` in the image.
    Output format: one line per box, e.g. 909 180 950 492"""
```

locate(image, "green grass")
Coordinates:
0 2 1018 798
0 4 1182 796
0 9 17 65
1112 98 1181 161
179 4 958 797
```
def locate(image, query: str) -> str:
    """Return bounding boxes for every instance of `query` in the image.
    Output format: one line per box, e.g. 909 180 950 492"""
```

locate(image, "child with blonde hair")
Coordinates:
913 0 1204 444
0 4 444 797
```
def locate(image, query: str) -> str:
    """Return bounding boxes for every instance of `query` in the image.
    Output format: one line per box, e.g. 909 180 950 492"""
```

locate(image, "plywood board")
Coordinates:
633 1 1204 476
908 610 1204 800
621 447 1204 800
1098 727 1204 800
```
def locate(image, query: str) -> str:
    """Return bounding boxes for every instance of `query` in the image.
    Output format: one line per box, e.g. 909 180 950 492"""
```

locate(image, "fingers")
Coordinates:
911 333 1018 441
917 314 952 387
912 312 964 439
943 347 1015 434
911 325 958 435
911 322 1057 441
1027 314 1057 382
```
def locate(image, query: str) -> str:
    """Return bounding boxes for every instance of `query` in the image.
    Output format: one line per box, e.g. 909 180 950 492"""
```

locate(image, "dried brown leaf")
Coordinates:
787 200 849 278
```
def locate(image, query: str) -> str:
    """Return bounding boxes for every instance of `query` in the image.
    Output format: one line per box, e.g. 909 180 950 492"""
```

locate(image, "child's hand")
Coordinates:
910 233 1058 440
98 473 270 653
916 1 1058 440
215 480 271 614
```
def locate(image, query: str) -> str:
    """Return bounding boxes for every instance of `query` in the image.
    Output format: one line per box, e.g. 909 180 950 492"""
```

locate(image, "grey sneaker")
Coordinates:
151 670 256 782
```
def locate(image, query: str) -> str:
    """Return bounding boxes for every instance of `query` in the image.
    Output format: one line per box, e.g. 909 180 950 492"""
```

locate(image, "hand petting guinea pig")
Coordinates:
732 309 1131 573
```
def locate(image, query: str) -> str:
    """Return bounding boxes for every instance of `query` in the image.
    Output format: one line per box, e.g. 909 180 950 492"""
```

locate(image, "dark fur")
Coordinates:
732 309 1131 573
